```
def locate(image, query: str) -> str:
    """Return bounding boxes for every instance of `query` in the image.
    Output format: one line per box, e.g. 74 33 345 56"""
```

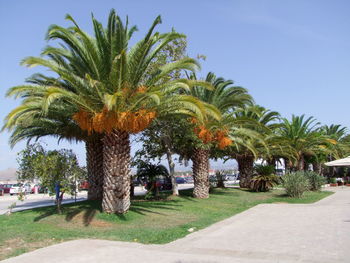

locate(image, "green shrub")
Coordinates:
251 174 280 192
329 177 336 184
255 165 275 176
282 172 309 198
304 171 325 191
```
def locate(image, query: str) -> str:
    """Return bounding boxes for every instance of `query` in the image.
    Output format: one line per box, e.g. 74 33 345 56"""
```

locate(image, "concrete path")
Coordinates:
2 187 350 263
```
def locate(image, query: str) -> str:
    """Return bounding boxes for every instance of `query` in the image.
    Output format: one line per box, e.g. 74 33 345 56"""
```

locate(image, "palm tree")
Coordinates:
136 161 169 197
228 105 281 188
318 124 349 175
279 115 329 171
5 10 216 214
322 124 347 141
183 72 253 198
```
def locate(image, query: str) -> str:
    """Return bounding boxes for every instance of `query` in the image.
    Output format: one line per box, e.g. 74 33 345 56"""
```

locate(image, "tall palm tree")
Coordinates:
321 124 347 141
5 10 216 214
183 72 253 198
279 115 329 171
317 124 349 175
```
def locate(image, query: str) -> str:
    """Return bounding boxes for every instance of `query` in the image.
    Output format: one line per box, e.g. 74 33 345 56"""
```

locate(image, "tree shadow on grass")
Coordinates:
65 209 81 221
33 208 56 222
178 189 193 196
272 193 289 198
208 188 241 196
33 200 101 225
64 208 97 226
129 200 182 216
33 198 184 224
83 209 97 226
178 195 198 202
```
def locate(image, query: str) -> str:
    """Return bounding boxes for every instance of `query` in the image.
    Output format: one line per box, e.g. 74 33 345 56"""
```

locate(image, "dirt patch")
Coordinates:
0 238 56 261
65 211 113 228
0 237 24 259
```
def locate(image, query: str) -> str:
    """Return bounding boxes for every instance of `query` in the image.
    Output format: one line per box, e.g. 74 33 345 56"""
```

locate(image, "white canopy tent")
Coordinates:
325 156 350 167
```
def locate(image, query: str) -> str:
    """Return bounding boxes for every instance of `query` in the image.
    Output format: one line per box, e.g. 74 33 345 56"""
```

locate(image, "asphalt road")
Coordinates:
0 192 88 214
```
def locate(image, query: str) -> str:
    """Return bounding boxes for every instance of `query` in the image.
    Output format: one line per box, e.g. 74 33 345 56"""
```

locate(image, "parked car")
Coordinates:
31 184 44 193
9 183 31 195
0 184 12 194
156 177 172 190
79 181 89 191
224 175 238 181
145 176 172 191
175 177 186 184
37 184 48 194
184 176 194 184
23 183 32 193
132 178 144 187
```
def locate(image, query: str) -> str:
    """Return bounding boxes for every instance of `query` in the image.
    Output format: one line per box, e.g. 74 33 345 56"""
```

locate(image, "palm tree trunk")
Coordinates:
192 148 210 198
284 158 292 173
237 155 255 188
102 130 131 214
86 137 104 200
297 155 305 171
216 171 225 188
312 162 323 175
166 149 178 196
267 158 276 168
327 155 335 178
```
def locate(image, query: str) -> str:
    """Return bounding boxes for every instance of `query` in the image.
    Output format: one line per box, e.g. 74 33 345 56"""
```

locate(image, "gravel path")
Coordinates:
2 187 349 263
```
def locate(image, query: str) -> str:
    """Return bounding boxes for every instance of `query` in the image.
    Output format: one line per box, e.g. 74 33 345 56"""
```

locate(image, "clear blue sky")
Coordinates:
1 0 350 171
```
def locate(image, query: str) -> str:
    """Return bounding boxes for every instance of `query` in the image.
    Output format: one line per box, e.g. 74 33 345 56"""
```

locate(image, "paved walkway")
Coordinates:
2 187 350 263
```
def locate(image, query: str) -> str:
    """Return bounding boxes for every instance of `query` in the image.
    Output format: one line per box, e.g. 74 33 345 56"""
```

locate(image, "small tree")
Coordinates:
135 116 195 196
17 143 86 213
136 160 169 198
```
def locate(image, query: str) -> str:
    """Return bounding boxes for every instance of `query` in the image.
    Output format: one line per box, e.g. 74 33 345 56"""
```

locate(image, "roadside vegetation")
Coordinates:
0 188 332 260
0 7 347 263
2 9 349 216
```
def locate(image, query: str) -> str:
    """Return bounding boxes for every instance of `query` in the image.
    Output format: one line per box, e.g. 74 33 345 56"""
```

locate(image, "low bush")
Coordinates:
282 172 309 198
329 177 336 184
250 174 280 192
304 171 325 191
255 165 275 176
250 165 279 192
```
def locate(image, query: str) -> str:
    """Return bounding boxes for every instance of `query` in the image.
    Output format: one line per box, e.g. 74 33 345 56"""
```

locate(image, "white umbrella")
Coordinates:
324 156 350 167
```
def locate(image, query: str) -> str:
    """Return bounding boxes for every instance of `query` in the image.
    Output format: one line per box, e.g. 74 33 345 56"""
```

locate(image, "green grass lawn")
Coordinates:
0 188 332 260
